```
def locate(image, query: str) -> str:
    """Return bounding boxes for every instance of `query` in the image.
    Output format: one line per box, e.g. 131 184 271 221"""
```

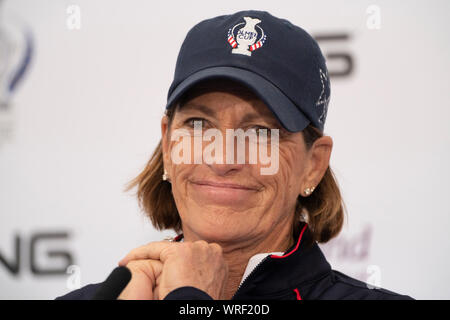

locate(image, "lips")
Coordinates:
190 180 260 191
188 179 261 206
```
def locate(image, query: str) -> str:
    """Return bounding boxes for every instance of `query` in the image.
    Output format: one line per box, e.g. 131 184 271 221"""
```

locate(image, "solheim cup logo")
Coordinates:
227 17 267 56
0 20 32 110
0 6 33 148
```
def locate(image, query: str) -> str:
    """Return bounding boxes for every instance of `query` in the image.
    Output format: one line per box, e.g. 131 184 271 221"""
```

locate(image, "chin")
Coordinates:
186 213 251 244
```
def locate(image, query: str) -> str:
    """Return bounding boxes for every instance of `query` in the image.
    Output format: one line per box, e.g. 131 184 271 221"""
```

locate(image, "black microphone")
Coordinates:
92 266 132 300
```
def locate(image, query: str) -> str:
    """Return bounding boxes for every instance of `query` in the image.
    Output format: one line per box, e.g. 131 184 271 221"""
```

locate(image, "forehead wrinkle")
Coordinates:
240 112 278 127
177 102 216 117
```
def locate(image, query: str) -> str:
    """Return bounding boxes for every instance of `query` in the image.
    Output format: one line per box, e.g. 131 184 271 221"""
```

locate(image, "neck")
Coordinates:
221 228 294 299
182 221 295 300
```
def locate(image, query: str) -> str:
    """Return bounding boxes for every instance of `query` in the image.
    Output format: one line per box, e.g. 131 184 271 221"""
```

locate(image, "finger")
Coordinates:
156 271 162 286
118 241 178 266
119 241 172 266
139 259 164 282
118 259 163 300
153 285 160 301
125 259 164 286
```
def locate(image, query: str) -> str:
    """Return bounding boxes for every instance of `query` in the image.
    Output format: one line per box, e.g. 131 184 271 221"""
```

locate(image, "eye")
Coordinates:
184 117 206 128
251 125 272 137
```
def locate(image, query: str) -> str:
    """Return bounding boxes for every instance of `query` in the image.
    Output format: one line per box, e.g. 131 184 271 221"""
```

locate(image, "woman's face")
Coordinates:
161 81 332 245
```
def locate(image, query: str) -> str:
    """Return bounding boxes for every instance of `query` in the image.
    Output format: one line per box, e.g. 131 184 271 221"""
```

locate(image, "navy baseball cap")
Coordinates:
165 10 330 132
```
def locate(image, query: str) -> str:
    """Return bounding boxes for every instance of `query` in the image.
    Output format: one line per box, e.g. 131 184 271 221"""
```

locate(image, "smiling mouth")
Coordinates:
190 180 260 191
188 179 261 206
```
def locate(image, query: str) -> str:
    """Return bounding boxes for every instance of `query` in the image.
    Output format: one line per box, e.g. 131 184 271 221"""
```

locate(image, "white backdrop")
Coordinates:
1 0 449 299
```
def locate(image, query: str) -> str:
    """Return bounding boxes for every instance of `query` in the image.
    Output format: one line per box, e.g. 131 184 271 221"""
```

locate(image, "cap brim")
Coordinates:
165 66 310 132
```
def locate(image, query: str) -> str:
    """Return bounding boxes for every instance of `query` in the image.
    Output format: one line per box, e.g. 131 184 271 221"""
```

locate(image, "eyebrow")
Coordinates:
178 103 216 117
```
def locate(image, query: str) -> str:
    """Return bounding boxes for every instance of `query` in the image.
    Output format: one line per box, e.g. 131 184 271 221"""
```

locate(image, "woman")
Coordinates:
58 10 413 300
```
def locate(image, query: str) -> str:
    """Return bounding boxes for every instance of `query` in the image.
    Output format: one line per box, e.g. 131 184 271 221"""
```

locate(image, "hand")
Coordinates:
119 240 228 300
117 259 163 300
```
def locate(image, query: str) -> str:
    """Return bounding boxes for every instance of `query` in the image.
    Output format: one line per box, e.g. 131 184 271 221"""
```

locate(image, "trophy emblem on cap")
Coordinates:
227 17 267 56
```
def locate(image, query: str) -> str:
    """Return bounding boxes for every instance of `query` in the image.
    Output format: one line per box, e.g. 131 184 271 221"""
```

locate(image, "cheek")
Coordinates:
277 143 306 198
248 143 305 212
168 164 197 226
166 137 194 205
169 164 192 195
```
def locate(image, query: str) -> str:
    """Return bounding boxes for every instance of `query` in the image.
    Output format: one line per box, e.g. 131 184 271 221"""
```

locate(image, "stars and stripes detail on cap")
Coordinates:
227 32 238 48
249 35 267 51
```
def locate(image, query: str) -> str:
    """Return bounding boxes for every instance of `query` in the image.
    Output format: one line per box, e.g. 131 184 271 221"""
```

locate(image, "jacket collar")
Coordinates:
174 222 332 299
232 223 332 299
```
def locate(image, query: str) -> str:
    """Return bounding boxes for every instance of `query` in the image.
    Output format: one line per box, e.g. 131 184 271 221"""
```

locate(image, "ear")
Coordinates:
161 114 171 168
302 136 333 195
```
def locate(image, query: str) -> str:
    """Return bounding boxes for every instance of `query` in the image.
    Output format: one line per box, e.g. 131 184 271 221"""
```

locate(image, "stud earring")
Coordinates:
162 169 169 181
304 186 315 196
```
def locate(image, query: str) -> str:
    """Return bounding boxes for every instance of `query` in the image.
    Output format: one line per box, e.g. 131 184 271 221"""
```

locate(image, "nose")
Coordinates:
207 162 245 176
204 128 249 176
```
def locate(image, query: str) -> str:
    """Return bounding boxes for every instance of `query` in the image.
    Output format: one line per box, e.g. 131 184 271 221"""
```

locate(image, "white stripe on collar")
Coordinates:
239 251 284 286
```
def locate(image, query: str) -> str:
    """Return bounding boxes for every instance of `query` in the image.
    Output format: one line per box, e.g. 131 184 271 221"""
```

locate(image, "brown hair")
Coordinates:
125 89 346 245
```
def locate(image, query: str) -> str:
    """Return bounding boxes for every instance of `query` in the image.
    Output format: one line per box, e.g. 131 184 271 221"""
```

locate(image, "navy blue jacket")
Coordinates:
56 223 413 300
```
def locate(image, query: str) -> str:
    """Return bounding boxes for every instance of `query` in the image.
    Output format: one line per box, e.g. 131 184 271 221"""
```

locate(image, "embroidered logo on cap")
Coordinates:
227 17 267 56
316 68 330 124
